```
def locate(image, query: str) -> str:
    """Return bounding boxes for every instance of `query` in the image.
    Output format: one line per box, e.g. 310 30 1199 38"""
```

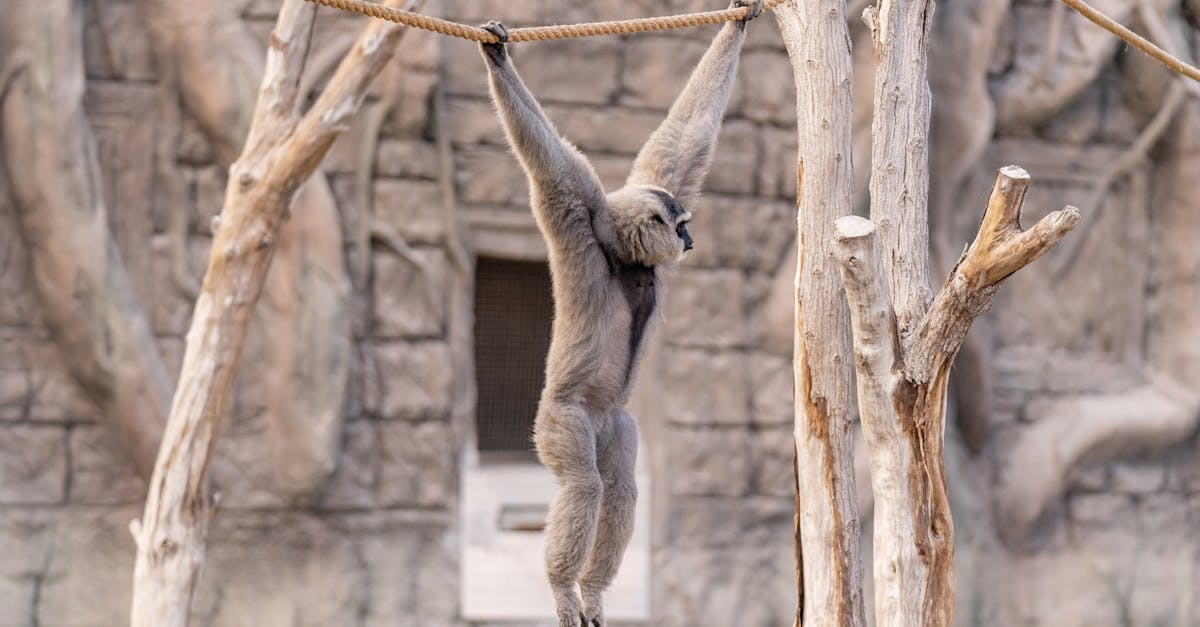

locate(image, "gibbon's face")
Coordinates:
608 185 694 266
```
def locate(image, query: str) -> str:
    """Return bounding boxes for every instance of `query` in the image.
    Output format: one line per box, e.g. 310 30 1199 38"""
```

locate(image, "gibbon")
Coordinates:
477 4 763 624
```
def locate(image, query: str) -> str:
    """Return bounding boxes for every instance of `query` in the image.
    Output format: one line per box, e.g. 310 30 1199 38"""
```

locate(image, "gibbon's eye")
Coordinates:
652 214 665 225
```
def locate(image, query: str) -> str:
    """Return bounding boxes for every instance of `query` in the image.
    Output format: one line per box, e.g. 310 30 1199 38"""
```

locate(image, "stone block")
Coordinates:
751 425 794 498
381 70 439 139
592 153 634 190
668 428 752 497
520 38 620 105
455 145 530 206
734 49 795 126
439 0 543 24
372 247 447 339
758 126 799 200
318 420 380 510
376 139 441 180
749 353 792 426
652 545 795 627
374 179 446 245
706 120 761 195
663 496 791 548
34 507 141 627
208 412 286 509
1069 493 1134 537
444 96 505 147
22 342 97 422
0 425 65 504
544 102 664 155
67 425 144 504
662 269 746 348
378 419 455 508
1066 464 1109 492
192 511 366 626
342 511 459 627
620 36 708 109
446 35 619 105
364 341 454 420
150 235 200 337
1111 461 1165 494
0 509 57 623
682 195 793 271
663 348 749 425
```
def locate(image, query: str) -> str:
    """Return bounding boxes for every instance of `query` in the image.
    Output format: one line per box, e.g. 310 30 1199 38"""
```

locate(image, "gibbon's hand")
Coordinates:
479 21 509 65
733 0 764 27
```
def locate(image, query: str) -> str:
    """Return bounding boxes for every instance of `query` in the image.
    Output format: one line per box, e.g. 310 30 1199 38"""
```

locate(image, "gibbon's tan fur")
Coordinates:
477 3 761 624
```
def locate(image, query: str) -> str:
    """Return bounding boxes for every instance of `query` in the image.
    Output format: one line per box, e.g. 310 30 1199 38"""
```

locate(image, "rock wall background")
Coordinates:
0 0 1196 625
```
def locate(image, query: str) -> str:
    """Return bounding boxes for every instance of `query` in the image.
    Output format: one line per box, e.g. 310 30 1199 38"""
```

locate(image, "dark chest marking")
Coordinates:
617 264 657 385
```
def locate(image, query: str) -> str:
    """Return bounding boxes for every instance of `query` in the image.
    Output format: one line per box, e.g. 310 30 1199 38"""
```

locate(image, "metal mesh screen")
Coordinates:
473 257 554 456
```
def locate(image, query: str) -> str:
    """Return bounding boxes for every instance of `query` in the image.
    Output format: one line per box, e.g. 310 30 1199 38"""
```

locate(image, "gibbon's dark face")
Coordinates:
647 189 693 254
608 185 695 266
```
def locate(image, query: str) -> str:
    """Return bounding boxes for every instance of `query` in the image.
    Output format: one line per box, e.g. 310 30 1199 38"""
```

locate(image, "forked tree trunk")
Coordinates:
774 2 867 625
777 0 1081 621
144 0 353 501
128 1 422 624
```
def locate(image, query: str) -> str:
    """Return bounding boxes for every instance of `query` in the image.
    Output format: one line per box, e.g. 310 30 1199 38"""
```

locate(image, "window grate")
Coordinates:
473 258 554 458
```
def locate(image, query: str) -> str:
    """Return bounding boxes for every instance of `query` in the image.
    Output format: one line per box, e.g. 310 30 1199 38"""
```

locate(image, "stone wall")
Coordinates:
0 0 1197 626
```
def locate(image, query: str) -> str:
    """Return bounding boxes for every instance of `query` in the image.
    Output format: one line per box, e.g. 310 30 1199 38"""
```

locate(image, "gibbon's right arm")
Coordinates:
626 0 762 206
478 22 607 216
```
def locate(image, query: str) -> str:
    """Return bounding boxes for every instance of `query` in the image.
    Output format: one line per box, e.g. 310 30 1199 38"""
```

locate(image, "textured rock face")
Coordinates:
0 0 1197 626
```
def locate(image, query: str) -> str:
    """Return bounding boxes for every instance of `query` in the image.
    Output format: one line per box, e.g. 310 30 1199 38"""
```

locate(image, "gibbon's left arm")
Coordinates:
478 22 607 225
626 0 763 206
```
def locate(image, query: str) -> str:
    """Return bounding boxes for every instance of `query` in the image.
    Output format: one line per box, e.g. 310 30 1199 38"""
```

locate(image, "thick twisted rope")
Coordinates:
307 0 1200 86
305 0 787 42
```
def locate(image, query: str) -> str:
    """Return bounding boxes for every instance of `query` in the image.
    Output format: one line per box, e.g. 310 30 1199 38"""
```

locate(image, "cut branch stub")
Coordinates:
907 166 1080 383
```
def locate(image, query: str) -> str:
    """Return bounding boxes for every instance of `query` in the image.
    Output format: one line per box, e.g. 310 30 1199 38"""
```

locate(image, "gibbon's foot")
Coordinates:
480 21 509 64
733 0 765 27
582 591 605 627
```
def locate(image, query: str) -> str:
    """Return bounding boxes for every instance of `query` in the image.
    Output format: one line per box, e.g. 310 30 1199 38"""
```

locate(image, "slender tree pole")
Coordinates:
128 1 423 623
774 1 867 625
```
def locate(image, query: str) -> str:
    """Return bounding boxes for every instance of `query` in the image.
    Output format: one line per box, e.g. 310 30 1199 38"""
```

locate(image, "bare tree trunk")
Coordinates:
774 2 867 625
145 0 351 501
0 0 170 479
128 1 423 623
836 168 1078 625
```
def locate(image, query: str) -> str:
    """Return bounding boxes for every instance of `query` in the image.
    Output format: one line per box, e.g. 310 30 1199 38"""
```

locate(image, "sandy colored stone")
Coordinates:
662 269 746 348
372 247 447 338
0 425 66 504
378 419 454 508
364 340 454 420
663 348 750 425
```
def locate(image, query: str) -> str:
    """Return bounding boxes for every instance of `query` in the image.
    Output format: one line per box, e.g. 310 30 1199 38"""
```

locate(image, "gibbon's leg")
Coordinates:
536 400 604 627
579 410 638 627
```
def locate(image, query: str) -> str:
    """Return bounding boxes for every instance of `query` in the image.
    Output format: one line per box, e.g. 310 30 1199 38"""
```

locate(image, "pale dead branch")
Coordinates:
129 0 424 623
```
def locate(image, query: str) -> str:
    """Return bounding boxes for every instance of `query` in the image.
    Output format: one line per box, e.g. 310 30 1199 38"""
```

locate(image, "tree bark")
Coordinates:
0 0 170 479
145 0 352 501
774 2 867 625
836 167 1079 625
129 1 423 623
